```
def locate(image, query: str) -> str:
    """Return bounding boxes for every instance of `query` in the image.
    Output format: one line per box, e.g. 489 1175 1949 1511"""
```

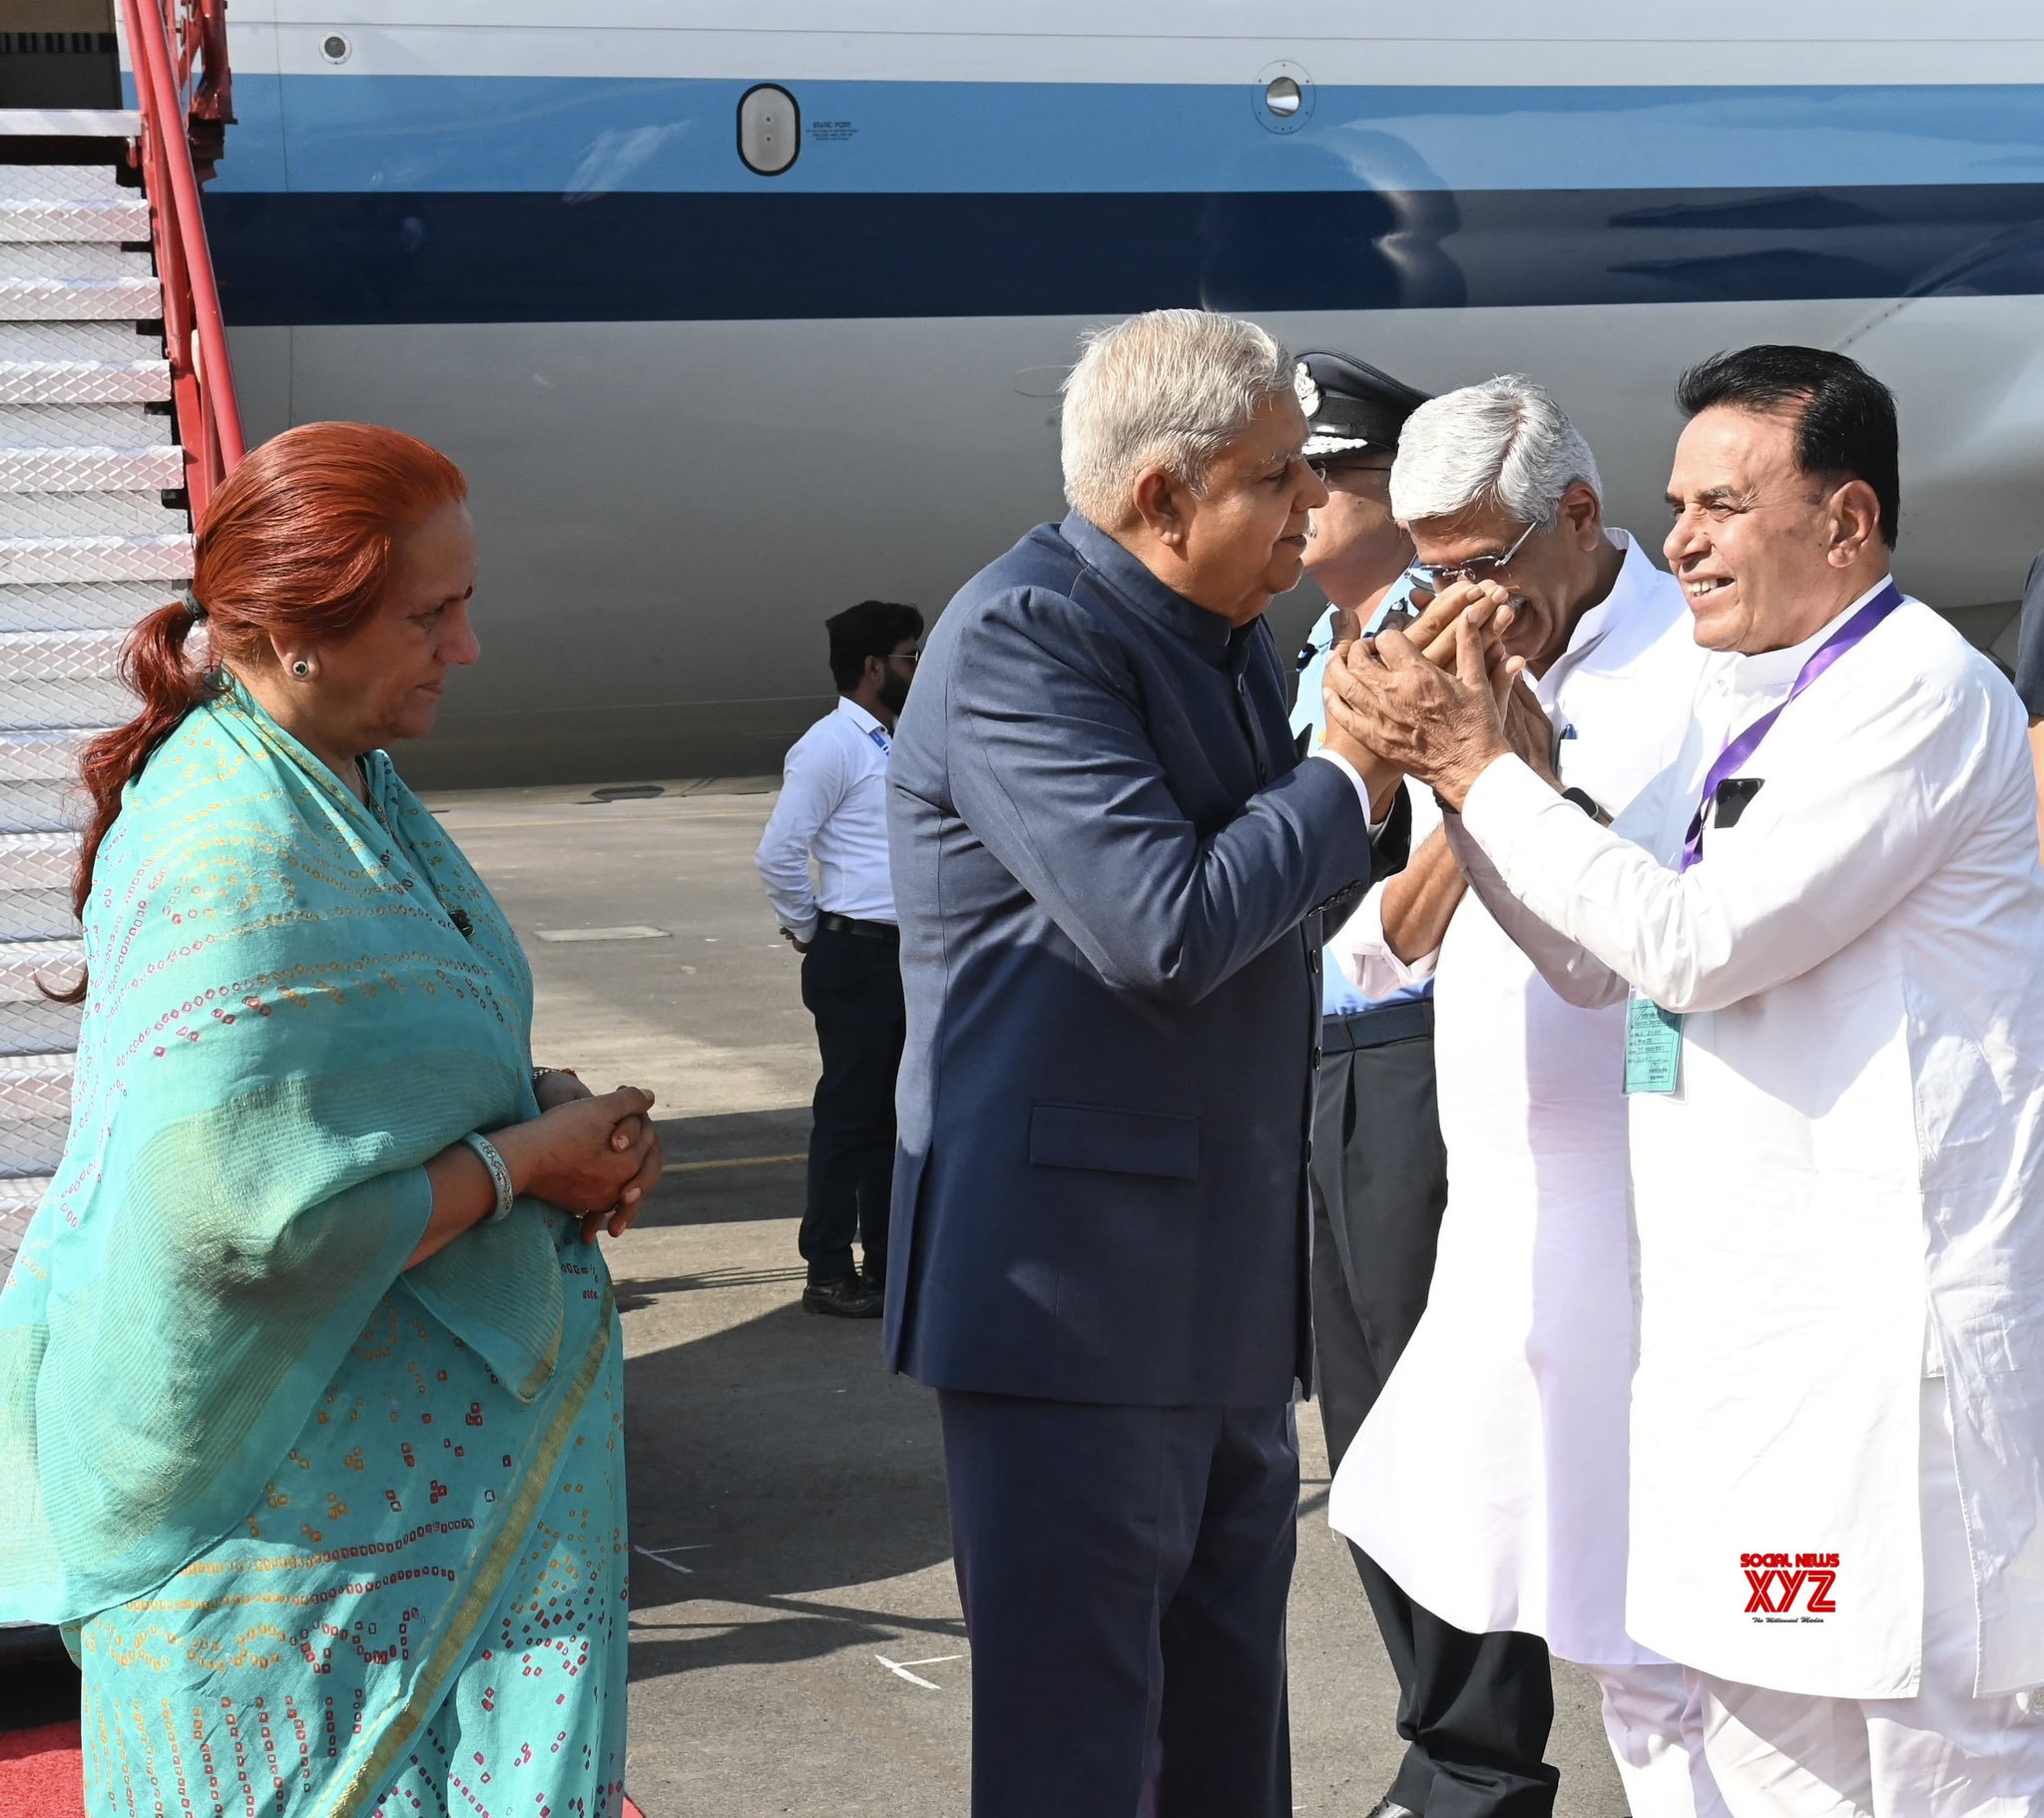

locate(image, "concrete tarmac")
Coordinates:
431 780 1629 1818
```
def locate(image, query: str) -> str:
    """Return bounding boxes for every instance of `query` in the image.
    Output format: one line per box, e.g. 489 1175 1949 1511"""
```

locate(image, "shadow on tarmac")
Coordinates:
619 1263 959 1685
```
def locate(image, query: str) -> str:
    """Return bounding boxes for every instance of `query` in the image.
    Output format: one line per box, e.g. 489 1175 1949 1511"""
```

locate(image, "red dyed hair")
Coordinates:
69 420 468 923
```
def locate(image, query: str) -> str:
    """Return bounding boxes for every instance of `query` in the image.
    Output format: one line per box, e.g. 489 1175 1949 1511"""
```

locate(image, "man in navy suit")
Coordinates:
886 308 1410 1817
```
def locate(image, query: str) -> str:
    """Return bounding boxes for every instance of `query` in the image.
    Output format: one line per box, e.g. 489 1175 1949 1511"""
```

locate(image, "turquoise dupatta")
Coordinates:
0 678 584 1626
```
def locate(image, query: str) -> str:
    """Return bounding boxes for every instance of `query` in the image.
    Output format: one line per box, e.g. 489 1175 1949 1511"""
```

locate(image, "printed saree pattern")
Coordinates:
78 1238 628 1818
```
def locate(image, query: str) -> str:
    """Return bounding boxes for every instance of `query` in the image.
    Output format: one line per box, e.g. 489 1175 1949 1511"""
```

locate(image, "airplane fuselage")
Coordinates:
198 3 2044 785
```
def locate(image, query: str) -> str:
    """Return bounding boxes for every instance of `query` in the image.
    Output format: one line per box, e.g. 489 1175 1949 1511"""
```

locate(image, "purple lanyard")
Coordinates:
1679 580 1904 872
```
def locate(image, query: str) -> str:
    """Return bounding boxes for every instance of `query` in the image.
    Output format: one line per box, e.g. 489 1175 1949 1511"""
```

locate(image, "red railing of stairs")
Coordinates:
118 0 245 522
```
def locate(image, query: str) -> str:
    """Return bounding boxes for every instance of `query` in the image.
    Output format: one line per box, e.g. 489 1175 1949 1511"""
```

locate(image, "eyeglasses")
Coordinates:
890 651 920 668
1405 519 1539 596
1307 458 1394 487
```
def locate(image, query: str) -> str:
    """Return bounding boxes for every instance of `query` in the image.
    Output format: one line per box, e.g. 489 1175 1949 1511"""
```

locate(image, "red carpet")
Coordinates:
0 1720 82 1815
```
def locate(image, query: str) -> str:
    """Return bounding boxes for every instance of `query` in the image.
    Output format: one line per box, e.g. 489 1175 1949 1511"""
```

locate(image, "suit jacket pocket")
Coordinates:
1029 1102 1200 1179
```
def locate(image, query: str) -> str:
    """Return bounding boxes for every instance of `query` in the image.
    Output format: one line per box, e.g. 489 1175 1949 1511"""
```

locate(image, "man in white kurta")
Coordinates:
1326 345 2044 1815
1322 376 1727 1818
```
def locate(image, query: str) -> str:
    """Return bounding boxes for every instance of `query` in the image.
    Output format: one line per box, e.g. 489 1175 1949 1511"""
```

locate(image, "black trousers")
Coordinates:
1309 1006 1559 1818
938 1390 1297 1818
797 920 905 1283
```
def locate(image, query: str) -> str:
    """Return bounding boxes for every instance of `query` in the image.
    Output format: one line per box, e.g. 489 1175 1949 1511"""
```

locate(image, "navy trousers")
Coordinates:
937 1390 1297 1818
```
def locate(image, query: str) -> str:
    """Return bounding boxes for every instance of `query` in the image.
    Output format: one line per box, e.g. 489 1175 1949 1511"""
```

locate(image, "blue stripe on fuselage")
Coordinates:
203 74 2044 198
202 185 2044 325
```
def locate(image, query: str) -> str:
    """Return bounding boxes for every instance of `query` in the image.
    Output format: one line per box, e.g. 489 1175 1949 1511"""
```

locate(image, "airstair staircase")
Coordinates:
0 7 239 1274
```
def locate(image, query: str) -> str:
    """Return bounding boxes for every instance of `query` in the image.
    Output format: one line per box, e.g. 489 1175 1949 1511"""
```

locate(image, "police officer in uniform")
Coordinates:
1291 352 1559 1818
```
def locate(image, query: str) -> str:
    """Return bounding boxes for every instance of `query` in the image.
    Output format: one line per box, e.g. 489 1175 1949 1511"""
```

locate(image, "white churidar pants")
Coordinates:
1691 1383 2044 1816
1581 1659 1734 1818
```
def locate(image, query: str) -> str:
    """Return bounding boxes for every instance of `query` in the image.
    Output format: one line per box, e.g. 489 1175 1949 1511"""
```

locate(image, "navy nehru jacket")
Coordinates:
884 510 1409 1408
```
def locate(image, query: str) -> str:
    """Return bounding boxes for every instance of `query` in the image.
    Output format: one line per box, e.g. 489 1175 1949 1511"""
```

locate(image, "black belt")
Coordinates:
817 912 899 942
1320 997 1433 1054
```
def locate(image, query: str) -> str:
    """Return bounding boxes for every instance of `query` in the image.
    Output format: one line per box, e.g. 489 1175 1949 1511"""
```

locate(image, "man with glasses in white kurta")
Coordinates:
1324 376 1731 1818
1325 344 2044 1815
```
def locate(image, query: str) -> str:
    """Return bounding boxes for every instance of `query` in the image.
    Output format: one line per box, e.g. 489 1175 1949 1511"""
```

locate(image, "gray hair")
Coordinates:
1060 309 1294 523
1389 374 1602 530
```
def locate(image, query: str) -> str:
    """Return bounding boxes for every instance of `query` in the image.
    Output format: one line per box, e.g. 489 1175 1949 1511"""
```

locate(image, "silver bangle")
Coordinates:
460 1132 516 1223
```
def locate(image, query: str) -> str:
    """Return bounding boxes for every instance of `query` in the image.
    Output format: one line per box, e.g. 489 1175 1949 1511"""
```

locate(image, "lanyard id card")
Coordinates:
1624 991 1684 1096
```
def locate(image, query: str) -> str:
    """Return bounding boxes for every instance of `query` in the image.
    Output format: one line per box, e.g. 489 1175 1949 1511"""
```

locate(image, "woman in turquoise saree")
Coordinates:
0 424 663 1816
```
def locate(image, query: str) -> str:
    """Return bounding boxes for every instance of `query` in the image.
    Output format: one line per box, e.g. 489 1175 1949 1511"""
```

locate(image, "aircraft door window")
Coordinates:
1255 62 1314 134
739 84 800 177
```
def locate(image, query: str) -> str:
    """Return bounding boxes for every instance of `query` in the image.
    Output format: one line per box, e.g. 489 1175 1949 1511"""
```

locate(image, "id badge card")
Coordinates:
1624 991 1684 1097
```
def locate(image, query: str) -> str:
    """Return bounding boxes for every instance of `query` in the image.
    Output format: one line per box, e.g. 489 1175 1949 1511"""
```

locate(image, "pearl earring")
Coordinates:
291 660 311 678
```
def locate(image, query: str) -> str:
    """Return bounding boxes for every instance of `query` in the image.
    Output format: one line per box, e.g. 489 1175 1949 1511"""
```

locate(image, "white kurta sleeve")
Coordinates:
1325 782 1448 995
1326 875 1438 996
1444 810 1627 1009
755 726 849 941
1454 672 2000 1017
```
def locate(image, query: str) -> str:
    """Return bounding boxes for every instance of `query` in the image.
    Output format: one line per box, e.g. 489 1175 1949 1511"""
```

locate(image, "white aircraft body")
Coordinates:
190 2 2044 784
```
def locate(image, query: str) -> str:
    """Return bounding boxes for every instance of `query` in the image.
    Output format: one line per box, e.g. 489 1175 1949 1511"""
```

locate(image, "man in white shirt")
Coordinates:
1322 375 1728 1818
1292 355 1567 1818
756 599 923 1318
1326 345 2044 1814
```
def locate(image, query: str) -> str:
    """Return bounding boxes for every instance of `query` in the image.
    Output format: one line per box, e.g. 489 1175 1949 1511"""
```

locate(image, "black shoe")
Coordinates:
1365 1801 1421 1818
860 1258 886 1293
802 1274 882 1319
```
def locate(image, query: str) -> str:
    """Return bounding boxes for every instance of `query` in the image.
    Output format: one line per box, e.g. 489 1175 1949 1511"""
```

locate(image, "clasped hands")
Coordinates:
495 1069 666 1245
1319 580 1558 814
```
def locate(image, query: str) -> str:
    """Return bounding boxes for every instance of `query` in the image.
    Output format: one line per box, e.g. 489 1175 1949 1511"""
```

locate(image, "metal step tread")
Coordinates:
0 275 163 322
0 321 156 359
0 112 141 140
0 1132 69 1182
0 831 77 876
0 832 79 937
0 166 125 203
0 581 166 633
0 937 81 981
0 197 151 242
0 493 189 536
0 532 191 583
0 728 102 779
0 946 84 1055
0 1051 73 1106
0 443 182 491
0 1056 75 1170
0 400 161 435
0 935 81 970
0 404 166 447
0 848 77 938
0 360 171 405
0 727 98 833
0 1145 65 1186
0 726 96 833
0 244 154 283
0 627 128 675
0 681 137 732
